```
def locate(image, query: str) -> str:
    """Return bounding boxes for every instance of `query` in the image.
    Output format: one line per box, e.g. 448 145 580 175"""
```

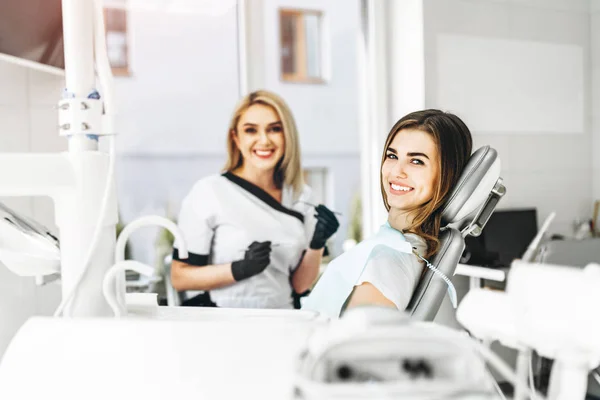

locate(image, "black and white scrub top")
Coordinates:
173 172 315 309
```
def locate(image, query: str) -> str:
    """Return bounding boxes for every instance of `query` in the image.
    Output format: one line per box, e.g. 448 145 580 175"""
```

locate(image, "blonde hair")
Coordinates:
224 90 303 195
380 110 472 258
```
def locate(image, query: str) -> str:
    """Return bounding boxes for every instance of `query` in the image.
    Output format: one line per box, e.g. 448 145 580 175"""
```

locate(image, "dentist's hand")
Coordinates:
309 205 340 250
231 241 272 281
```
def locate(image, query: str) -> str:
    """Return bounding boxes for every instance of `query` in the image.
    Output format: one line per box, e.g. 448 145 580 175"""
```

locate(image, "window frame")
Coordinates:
279 8 326 84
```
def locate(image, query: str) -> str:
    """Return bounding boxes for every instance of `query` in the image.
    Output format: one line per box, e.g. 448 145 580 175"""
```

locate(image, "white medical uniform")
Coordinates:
355 233 427 311
173 172 314 309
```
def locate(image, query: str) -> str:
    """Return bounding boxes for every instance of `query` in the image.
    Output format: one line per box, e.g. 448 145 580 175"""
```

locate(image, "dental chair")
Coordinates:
407 145 506 321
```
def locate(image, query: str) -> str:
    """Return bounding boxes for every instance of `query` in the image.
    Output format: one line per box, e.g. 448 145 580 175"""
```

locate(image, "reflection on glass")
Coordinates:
107 32 127 68
304 13 321 78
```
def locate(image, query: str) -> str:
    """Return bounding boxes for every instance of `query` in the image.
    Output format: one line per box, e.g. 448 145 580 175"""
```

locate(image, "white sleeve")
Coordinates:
173 182 215 258
356 235 426 311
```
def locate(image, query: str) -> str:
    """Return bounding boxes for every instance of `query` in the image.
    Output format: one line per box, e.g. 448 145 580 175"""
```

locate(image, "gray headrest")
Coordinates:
441 146 501 226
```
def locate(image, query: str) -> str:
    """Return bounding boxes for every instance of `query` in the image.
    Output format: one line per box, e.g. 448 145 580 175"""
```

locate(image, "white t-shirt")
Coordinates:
355 233 427 311
173 173 315 309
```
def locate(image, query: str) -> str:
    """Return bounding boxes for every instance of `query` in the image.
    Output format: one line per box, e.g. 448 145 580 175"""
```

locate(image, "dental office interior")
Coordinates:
0 0 600 398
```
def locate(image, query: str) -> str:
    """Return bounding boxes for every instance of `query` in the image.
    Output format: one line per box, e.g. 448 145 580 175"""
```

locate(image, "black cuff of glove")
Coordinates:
309 242 330 256
309 240 326 250
231 260 248 281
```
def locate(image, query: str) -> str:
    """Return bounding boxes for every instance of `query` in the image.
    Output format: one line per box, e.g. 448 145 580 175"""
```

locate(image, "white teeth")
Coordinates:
255 150 273 156
391 183 412 192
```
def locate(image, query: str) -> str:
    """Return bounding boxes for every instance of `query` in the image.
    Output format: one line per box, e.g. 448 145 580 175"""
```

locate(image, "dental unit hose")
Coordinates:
412 249 458 309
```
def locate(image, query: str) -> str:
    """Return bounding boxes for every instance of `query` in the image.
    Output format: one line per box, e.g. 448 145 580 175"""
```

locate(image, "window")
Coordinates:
104 2 130 76
279 9 324 83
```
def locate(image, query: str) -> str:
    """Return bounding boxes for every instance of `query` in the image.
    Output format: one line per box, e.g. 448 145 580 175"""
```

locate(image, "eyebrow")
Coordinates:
242 121 282 127
407 152 430 160
386 147 430 160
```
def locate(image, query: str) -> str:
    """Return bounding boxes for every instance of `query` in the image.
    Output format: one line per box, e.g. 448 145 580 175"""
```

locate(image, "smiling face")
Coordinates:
381 128 440 214
232 104 285 174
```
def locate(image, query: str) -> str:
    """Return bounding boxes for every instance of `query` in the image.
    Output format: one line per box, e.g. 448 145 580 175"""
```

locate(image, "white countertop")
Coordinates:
455 264 506 282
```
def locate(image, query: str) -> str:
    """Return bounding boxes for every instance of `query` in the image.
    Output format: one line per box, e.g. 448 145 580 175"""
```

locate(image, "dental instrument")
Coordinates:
0 201 59 247
296 200 343 216
0 201 61 277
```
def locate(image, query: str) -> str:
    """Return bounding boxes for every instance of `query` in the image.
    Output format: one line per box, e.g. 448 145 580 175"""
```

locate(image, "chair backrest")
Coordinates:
407 146 506 321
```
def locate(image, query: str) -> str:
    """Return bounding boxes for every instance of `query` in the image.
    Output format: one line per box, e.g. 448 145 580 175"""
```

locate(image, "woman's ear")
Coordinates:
231 129 239 148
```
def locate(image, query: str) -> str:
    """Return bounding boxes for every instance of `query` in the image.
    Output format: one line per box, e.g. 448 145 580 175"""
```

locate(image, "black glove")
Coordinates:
309 205 340 250
231 241 272 281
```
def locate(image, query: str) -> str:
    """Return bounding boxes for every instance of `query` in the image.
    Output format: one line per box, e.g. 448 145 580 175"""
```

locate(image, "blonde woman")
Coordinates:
171 90 339 309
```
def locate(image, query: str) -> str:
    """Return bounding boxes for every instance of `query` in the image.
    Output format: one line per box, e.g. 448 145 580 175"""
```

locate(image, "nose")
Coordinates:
258 129 270 145
392 160 408 179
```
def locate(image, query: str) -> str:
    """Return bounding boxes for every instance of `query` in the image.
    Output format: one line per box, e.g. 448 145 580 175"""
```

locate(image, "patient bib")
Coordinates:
301 223 413 319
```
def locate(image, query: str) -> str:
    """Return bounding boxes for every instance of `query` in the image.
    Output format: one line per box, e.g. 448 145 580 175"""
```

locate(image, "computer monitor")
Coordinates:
0 0 65 69
464 208 538 268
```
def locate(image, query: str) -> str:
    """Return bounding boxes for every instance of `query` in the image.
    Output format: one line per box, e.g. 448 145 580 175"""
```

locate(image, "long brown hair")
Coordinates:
224 90 303 196
380 110 472 257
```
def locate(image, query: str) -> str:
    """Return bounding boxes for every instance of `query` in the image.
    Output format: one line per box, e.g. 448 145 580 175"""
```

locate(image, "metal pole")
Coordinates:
62 0 98 152
58 0 117 316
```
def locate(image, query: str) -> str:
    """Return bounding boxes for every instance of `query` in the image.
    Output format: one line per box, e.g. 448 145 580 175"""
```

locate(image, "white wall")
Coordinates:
115 8 240 155
424 0 594 237
592 0 600 205
0 61 64 357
